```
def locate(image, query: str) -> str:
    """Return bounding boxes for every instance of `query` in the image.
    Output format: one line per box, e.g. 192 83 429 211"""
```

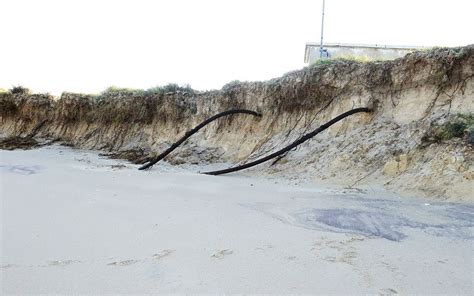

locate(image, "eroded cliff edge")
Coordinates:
1 46 473 200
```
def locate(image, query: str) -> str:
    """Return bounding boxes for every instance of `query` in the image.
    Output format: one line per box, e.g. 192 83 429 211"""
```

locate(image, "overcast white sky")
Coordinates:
1 0 472 94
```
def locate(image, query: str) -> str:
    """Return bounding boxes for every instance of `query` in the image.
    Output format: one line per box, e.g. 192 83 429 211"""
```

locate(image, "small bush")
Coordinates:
9 85 30 94
457 113 474 127
160 83 194 94
459 113 474 145
144 86 164 95
445 121 467 138
144 84 194 95
422 113 474 145
101 86 145 96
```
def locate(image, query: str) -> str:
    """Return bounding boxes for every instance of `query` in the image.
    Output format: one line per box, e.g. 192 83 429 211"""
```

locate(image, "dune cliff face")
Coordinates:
1 46 473 200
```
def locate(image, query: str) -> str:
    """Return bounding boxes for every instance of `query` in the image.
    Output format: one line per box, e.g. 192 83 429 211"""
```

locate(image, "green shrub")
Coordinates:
457 113 474 127
101 86 145 96
9 85 30 94
423 113 474 145
144 86 164 95
446 121 467 138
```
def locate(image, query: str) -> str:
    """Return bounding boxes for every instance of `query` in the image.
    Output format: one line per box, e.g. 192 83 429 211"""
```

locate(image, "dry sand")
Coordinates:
1 146 473 294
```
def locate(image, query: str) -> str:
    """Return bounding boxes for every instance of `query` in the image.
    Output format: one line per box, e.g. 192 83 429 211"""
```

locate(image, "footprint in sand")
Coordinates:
48 260 81 266
0 264 18 269
254 244 275 252
151 249 175 260
311 234 366 265
211 249 233 259
380 288 398 295
110 164 127 170
1 165 42 175
107 259 139 266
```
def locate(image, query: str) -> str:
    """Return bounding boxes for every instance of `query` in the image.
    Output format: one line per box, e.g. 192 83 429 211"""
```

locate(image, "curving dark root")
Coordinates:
139 109 262 170
202 107 372 175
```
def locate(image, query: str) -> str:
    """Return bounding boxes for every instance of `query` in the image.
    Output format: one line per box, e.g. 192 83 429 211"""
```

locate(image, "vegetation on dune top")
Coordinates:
9 85 31 94
310 55 390 67
100 84 195 97
309 46 472 68
2 84 196 98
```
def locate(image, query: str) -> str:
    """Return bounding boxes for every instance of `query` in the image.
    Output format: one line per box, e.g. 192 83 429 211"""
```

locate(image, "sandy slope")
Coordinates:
2 46 474 200
1 146 473 294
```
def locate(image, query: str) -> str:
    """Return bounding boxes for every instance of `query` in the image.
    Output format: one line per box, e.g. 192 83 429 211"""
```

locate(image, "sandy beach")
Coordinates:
1 145 472 294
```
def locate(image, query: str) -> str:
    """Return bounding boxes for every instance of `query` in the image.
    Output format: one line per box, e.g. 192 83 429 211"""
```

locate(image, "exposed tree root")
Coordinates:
139 109 262 170
202 107 371 175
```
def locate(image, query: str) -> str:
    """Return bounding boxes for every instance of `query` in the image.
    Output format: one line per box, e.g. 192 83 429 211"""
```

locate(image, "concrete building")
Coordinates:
304 43 428 64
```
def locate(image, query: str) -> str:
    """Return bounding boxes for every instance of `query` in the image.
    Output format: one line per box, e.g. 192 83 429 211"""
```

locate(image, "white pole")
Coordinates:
320 0 325 58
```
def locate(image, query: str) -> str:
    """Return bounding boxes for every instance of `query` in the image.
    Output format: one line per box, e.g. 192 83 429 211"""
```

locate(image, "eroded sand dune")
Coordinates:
1 46 473 199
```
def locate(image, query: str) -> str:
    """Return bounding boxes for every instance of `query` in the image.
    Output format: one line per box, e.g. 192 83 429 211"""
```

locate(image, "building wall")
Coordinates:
305 43 427 64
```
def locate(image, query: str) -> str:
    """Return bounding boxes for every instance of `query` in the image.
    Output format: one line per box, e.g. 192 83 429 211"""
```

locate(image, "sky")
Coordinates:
1 0 473 95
